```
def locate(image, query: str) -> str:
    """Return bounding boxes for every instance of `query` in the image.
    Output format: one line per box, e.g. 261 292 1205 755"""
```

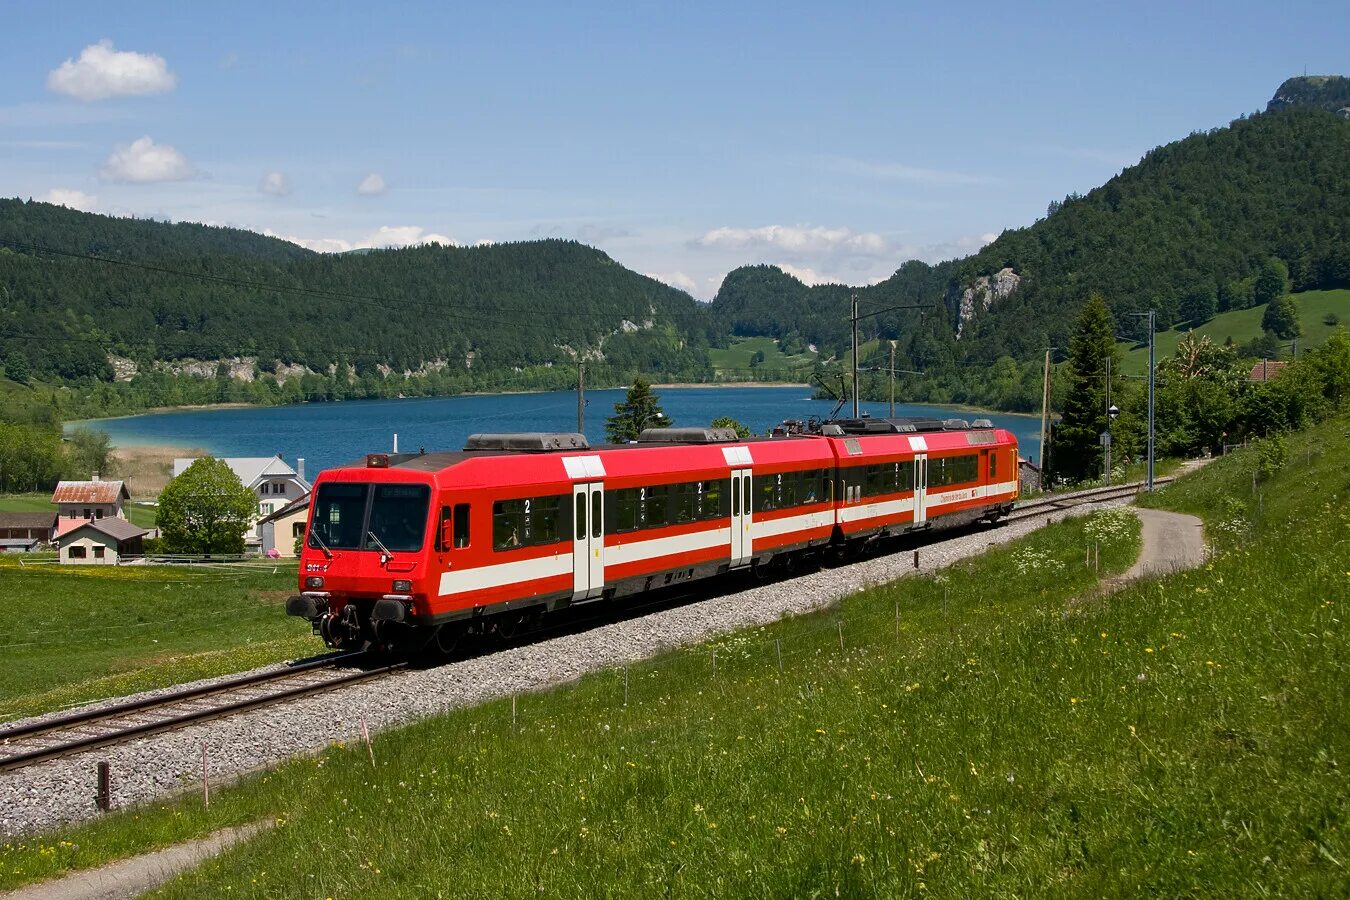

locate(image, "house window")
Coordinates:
275 482 285 495
259 483 269 495
84 508 92 519
69 545 87 559
93 546 106 559
96 509 104 519
293 522 305 538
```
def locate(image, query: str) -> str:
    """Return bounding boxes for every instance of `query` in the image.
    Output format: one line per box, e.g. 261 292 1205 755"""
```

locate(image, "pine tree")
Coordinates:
1049 293 1121 483
605 377 671 442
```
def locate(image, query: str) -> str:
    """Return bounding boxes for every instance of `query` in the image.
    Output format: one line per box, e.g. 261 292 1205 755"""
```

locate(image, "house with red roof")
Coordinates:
51 475 131 538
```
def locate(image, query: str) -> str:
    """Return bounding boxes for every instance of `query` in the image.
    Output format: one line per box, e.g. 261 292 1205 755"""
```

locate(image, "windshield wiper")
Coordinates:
309 529 334 559
367 530 393 566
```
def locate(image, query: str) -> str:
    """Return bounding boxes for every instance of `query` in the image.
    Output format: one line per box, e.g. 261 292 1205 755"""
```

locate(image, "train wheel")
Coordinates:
433 624 461 657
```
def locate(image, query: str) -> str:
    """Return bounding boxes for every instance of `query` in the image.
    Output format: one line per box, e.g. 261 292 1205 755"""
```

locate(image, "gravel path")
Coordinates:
0 823 266 900
1123 508 1208 580
0 501 1127 839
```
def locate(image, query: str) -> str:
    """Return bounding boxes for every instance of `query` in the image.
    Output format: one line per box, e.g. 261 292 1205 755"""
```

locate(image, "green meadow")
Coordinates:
0 559 317 721
1119 288 1350 375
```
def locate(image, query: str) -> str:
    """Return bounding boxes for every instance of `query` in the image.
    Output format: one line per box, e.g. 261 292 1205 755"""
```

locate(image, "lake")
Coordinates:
85 387 1042 477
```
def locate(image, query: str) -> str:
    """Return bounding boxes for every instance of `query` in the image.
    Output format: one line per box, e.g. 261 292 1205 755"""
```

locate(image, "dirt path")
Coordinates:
0 823 266 900
1123 507 1208 580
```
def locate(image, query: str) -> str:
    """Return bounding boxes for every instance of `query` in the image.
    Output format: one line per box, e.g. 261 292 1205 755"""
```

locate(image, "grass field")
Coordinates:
1120 288 1350 375
0 559 319 721
708 336 819 379
0 493 157 529
2 415 1346 895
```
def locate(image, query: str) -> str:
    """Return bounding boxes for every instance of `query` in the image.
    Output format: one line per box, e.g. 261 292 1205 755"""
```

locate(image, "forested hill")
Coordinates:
708 105 1350 372
1267 75 1350 115
0 200 712 385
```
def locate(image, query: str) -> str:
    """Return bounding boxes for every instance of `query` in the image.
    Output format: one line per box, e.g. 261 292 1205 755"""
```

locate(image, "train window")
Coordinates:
612 488 639 533
731 477 740 517
701 480 726 520
367 484 431 553
452 504 470 548
742 478 751 517
757 476 778 512
575 494 586 541
592 491 602 539
930 454 979 488
989 452 997 480
640 485 670 529
494 495 567 550
673 482 697 524
310 483 368 550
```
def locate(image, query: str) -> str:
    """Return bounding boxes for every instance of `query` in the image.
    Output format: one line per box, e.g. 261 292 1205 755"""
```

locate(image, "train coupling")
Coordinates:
286 592 330 619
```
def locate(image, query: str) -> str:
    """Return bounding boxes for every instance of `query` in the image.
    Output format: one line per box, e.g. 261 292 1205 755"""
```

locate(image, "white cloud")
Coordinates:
266 225 455 253
41 189 98 211
99 136 196 183
829 157 995 187
776 264 828 286
259 171 291 196
47 40 176 102
356 173 387 196
645 271 698 294
693 224 890 258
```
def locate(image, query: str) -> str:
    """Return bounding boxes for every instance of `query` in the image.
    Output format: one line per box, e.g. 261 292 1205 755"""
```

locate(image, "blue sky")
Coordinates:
2 1 1345 298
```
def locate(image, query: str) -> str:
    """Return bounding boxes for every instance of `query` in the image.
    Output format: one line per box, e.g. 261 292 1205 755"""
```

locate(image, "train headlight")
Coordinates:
306 576 325 589
392 579 413 593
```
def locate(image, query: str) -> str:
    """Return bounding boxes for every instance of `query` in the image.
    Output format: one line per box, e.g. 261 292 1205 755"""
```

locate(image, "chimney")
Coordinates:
91 472 100 482
297 457 306 483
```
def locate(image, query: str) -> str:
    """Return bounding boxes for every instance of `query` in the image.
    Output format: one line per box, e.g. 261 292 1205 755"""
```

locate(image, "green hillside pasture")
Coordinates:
4 418 1346 895
708 335 817 380
0 559 319 721
1120 288 1350 375
0 493 156 528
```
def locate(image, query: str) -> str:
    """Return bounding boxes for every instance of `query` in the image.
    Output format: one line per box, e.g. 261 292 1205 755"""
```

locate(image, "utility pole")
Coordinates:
888 342 896 418
1146 309 1155 492
851 292 860 418
1104 355 1112 486
577 362 585 433
1038 349 1052 475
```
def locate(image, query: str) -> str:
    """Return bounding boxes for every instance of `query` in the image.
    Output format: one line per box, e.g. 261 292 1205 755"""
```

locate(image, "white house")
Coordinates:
57 518 149 565
257 491 312 558
51 476 130 538
171 455 311 548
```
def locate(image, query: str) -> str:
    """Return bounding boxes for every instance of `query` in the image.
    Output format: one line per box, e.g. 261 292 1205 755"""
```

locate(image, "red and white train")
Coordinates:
287 417 1019 650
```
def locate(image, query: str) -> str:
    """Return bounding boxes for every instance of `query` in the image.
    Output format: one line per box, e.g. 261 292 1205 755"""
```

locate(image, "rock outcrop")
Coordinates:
956 267 1020 337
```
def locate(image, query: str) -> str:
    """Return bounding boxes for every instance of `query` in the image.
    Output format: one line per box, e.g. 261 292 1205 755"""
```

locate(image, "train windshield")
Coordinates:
308 483 430 553
309 483 369 550
366 484 431 552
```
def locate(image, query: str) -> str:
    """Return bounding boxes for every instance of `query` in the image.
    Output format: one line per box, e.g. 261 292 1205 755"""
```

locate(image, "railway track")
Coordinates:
0 652 404 774
1005 477 1172 524
0 477 1163 776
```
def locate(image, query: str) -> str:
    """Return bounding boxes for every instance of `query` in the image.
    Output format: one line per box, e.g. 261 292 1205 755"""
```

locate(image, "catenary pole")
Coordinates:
888 342 896 418
577 362 584 433
1104 355 1112 486
1038 349 1051 475
1147 310 1155 491
851 292 860 418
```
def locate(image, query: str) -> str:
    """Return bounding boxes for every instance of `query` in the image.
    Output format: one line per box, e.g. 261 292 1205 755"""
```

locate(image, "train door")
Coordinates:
572 482 605 601
729 468 752 567
913 453 928 525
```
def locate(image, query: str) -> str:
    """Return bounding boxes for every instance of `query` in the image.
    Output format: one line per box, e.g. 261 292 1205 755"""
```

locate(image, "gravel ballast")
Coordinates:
0 502 1126 838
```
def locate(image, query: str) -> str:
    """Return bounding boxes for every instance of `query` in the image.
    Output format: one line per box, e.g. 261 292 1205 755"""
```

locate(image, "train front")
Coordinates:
286 454 438 651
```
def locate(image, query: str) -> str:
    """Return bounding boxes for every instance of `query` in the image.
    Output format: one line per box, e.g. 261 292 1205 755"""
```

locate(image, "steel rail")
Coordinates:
0 654 395 774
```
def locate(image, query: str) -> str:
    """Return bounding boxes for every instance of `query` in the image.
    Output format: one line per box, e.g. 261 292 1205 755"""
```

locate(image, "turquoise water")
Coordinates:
87 387 1041 477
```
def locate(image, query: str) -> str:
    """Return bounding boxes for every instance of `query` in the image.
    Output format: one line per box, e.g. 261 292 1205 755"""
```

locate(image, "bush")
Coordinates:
1324 312 1340 327
1256 434 1288 481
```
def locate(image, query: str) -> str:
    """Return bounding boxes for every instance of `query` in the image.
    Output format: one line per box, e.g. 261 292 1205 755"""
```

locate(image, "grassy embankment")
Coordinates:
0 559 319 721
1119 287 1350 375
3 414 1346 895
